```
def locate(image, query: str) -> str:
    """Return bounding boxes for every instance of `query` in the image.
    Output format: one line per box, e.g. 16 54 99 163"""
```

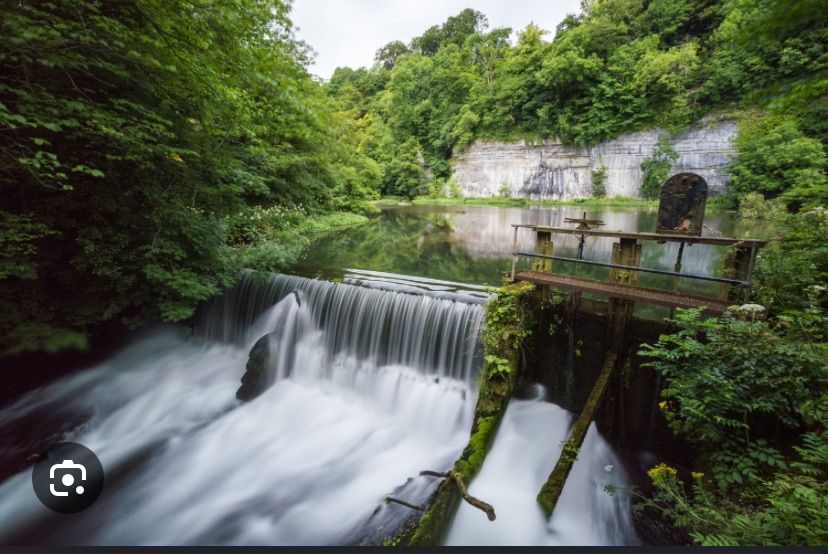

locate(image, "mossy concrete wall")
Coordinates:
405 281 536 546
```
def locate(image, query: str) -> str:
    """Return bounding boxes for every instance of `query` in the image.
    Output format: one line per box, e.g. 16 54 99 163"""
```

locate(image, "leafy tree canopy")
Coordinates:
0 0 377 355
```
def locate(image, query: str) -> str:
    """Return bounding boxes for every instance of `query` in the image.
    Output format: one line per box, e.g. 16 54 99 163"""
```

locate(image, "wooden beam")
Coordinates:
537 352 618 517
513 270 732 314
532 231 553 273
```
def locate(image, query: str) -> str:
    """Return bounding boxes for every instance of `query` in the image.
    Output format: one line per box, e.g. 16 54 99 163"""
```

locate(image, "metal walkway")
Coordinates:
513 270 733 314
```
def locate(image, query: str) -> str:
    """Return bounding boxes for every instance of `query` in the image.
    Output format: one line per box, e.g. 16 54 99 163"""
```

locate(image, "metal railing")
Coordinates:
509 223 765 292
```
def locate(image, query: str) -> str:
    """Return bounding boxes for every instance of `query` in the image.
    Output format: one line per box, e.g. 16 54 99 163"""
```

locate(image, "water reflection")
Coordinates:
292 204 775 309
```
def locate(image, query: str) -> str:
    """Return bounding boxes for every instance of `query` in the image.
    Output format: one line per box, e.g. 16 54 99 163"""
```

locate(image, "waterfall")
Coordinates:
0 271 636 546
445 395 637 546
195 270 485 383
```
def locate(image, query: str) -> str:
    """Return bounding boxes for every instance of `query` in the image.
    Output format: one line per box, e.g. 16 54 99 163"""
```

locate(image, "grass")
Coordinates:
413 195 657 208
377 195 737 210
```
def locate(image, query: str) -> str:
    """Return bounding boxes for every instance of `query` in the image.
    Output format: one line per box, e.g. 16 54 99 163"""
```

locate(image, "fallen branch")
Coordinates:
421 470 496 521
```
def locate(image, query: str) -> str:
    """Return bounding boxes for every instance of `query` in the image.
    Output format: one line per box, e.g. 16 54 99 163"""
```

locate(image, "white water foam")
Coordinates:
0 273 635 545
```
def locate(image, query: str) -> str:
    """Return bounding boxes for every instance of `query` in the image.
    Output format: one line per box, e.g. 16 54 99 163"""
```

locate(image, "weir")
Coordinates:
196 270 485 382
504 174 768 519
0 271 635 546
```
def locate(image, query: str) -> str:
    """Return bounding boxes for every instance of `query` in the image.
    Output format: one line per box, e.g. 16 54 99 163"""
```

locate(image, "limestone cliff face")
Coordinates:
451 119 737 199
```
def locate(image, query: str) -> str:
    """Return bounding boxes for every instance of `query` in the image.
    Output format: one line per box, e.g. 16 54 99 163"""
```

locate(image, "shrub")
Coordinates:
737 192 786 219
637 288 828 545
446 176 463 198
730 118 827 208
640 308 826 491
641 135 678 199
592 164 607 197
753 208 828 314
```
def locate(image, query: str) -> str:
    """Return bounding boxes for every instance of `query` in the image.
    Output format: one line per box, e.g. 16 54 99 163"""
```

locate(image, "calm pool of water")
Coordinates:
290 204 775 314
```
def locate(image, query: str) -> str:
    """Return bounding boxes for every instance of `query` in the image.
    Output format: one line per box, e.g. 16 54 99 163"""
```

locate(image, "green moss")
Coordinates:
405 282 535 546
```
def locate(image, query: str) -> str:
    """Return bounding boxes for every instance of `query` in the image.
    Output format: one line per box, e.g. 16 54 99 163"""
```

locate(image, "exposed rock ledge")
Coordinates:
451 119 737 199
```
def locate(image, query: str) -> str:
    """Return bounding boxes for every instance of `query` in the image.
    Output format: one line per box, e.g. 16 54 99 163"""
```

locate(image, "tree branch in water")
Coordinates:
420 470 496 521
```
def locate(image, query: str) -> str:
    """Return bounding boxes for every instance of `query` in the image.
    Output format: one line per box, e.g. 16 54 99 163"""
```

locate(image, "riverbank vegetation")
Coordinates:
328 0 826 208
1 1 377 355
637 208 827 545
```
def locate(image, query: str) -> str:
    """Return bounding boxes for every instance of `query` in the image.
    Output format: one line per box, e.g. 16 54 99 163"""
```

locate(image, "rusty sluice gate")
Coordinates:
521 174 769 518
510 174 767 314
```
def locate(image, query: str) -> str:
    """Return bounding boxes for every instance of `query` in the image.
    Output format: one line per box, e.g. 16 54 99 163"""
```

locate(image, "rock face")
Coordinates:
452 119 737 199
236 334 271 401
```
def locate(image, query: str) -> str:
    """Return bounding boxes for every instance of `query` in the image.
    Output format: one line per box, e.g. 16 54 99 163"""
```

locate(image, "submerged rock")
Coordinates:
236 334 271 401
236 289 308 402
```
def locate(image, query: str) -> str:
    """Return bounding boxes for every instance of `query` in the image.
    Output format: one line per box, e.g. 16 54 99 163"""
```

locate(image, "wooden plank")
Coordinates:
537 352 618 517
513 225 767 248
514 270 732 314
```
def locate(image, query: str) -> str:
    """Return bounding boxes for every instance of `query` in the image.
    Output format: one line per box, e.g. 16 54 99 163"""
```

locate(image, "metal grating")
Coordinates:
513 270 733 314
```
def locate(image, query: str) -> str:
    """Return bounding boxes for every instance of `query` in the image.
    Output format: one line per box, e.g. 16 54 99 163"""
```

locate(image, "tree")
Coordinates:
730 120 827 207
383 138 426 199
375 40 410 69
0 0 377 355
411 9 488 56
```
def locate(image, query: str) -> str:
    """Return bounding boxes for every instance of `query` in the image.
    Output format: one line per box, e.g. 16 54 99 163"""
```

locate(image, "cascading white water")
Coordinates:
196 271 484 382
445 393 637 546
0 271 636 545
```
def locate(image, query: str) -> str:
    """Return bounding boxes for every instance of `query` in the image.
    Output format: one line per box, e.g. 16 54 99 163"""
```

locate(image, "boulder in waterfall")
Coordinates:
236 334 271 401
236 289 310 401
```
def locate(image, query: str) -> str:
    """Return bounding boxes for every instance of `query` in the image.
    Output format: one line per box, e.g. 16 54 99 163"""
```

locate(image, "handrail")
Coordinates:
512 251 750 286
511 224 767 248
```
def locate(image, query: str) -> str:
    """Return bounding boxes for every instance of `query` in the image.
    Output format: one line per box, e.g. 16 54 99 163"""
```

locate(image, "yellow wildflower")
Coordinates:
166 152 184 164
691 471 704 480
647 463 678 482
658 401 668 411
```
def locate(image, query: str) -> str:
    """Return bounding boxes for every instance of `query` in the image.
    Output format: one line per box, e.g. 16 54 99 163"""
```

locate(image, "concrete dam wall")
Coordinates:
451 119 737 199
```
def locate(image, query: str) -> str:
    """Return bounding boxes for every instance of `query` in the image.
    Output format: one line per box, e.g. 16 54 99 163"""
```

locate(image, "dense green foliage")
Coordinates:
640 134 678 199
638 208 828 545
327 0 827 201
642 308 825 490
729 115 827 208
1 1 376 355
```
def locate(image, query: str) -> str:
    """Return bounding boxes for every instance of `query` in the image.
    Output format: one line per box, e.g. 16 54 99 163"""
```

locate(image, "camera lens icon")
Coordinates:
49 459 87 497
33 443 104 514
